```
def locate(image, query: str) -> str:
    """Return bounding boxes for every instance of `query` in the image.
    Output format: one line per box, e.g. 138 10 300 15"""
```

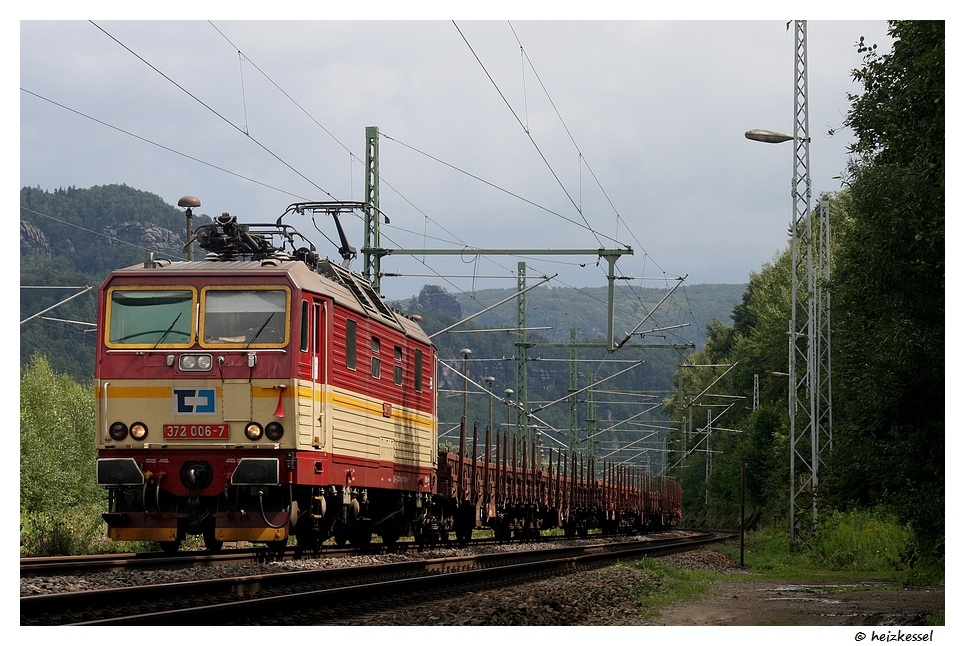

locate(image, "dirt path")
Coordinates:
642 572 944 626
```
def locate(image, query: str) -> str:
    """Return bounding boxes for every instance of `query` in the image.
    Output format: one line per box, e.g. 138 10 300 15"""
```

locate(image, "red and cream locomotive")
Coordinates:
95 200 681 552
96 202 439 551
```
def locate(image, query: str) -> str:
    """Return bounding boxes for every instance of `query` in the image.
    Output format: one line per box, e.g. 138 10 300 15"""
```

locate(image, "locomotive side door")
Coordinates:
296 297 327 448
307 299 328 449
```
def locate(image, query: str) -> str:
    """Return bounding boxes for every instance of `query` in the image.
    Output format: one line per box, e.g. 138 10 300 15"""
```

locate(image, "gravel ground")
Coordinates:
20 532 693 597
334 549 944 628
336 549 744 626
21 539 943 628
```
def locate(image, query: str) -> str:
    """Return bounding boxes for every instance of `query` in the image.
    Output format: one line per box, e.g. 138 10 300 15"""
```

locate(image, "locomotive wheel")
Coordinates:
455 519 472 545
266 539 287 554
349 526 372 547
380 529 401 547
295 522 319 550
203 530 223 552
159 540 181 554
455 501 475 546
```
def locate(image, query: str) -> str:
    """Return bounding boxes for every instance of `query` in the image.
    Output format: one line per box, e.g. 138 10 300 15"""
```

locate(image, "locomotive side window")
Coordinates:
414 349 424 393
372 336 382 379
345 318 357 370
201 288 288 346
299 300 309 352
371 336 381 379
107 288 195 347
371 357 381 379
394 346 403 386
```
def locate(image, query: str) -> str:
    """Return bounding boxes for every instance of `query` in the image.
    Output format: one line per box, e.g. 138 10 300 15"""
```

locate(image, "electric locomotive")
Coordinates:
95 202 441 552
95 199 681 552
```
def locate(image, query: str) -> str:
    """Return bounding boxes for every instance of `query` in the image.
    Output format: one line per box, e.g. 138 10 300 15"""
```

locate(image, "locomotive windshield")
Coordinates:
201 288 289 346
107 288 195 347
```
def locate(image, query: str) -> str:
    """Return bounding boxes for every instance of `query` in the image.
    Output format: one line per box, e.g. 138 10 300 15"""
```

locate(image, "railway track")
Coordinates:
19 534 571 577
20 544 366 577
21 531 729 625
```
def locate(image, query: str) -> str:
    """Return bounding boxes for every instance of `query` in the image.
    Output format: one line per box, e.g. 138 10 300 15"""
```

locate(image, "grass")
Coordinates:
628 557 720 619
714 508 941 586
625 509 943 624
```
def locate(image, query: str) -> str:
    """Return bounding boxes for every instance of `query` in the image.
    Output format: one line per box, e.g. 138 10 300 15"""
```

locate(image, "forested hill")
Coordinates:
389 282 744 352
20 184 214 381
20 184 746 384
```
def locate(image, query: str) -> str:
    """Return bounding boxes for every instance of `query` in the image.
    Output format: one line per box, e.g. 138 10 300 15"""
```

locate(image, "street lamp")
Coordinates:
744 129 794 144
503 388 514 437
485 376 496 462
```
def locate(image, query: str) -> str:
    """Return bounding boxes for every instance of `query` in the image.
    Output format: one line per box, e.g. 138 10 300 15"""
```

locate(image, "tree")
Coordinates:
829 21 944 562
20 354 99 514
665 252 794 528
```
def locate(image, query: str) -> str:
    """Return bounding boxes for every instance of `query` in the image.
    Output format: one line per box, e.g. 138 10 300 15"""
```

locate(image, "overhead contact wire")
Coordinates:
89 20 337 200
453 21 604 248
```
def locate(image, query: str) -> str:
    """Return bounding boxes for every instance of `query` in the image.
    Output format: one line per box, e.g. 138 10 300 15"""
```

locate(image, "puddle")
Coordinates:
763 597 845 604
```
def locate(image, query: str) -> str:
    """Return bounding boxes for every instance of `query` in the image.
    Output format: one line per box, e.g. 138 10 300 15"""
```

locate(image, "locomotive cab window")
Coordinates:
200 287 289 347
106 288 196 347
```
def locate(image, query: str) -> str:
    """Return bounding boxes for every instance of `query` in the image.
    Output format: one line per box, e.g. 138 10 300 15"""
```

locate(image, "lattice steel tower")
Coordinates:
786 20 832 546
746 21 832 546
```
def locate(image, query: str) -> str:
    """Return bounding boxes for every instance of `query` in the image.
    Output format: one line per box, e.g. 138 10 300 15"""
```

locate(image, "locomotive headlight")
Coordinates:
179 354 213 371
129 422 148 440
265 422 284 441
244 422 264 441
108 422 128 441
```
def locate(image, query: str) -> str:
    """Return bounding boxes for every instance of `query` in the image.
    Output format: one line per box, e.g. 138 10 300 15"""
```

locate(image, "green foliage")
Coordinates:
716 509 933 584
19 354 159 555
831 20 944 564
20 355 101 516
847 22 945 181
811 509 914 572
665 252 795 529
20 507 104 557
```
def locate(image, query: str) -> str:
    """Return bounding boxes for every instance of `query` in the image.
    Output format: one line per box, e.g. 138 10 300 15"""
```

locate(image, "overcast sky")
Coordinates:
19 14 901 302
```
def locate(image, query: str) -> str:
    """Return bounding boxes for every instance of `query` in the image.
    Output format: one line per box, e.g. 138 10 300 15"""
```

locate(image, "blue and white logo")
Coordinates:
174 388 216 414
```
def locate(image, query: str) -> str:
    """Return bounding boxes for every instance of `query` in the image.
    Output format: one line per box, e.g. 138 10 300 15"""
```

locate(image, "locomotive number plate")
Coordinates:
163 424 230 439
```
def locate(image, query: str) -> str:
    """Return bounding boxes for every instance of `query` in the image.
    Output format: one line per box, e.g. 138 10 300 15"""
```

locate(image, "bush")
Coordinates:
811 508 914 571
21 355 104 554
20 507 106 556
720 508 920 579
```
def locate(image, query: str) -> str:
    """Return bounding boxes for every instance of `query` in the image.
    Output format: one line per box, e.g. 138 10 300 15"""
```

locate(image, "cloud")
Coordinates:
20 19 893 300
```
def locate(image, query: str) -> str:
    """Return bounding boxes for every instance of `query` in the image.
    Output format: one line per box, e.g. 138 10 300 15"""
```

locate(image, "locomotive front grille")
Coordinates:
97 458 145 486
231 457 280 485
